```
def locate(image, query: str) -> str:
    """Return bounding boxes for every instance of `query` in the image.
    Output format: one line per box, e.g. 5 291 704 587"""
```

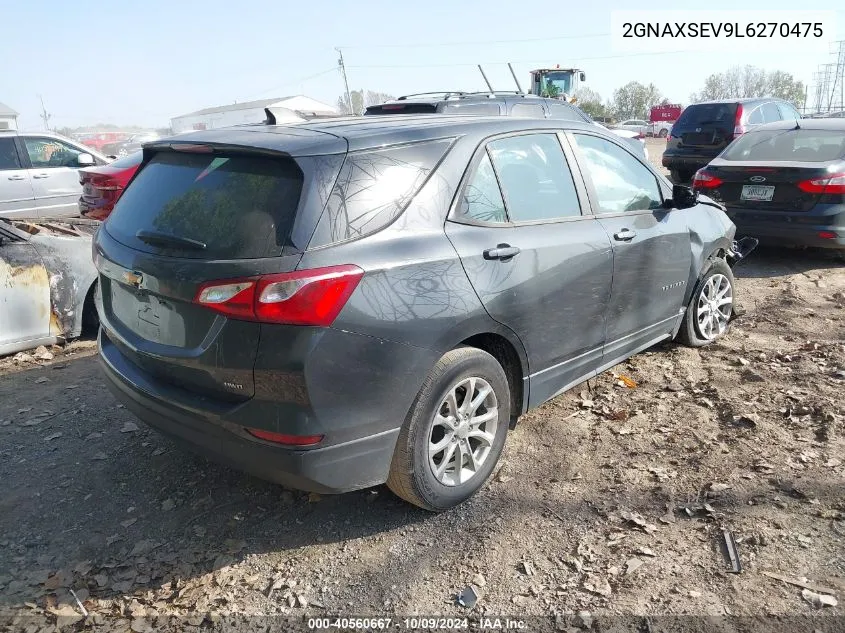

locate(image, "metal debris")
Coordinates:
762 571 841 597
802 588 838 608
456 585 478 608
721 529 742 574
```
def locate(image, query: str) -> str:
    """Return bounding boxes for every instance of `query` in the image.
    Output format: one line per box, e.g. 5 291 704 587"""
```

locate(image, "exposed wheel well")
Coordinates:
460 333 524 425
81 281 99 338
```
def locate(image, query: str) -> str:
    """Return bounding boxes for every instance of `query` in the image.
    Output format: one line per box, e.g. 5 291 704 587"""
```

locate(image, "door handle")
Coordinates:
483 244 521 260
7 175 25 181
613 229 637 241
32 173 50 179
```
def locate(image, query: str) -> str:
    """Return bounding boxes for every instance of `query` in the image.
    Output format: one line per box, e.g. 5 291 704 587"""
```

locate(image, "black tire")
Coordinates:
670 169 692 184
678 259 735 347
386 347 511 512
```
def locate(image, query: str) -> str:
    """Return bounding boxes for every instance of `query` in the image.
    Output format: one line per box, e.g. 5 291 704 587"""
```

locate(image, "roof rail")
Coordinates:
396 92 467 101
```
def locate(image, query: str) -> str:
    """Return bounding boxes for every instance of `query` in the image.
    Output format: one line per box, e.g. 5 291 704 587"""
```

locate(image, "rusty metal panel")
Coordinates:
0 241 52 354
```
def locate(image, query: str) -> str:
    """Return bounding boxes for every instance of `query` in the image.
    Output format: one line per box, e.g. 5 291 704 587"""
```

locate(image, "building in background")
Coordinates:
170 96 338 133
0 102 19 130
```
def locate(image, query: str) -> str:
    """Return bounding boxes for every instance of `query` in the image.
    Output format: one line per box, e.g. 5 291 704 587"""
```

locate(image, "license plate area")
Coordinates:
740 185 775 202
110 283 187 346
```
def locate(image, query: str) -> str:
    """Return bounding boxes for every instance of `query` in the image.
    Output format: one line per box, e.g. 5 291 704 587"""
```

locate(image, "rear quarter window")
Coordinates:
105 151 304 259
308 138 454 248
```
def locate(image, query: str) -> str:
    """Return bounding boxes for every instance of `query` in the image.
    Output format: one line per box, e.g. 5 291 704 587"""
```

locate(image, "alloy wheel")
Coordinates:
428 377 499 487
695 273 733 340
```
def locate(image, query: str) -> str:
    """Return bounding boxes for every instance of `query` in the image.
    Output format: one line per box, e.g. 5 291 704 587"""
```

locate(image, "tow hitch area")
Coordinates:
727 236 758 268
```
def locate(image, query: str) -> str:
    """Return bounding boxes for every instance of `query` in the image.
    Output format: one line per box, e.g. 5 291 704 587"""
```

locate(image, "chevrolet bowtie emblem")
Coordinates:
123 271 143 287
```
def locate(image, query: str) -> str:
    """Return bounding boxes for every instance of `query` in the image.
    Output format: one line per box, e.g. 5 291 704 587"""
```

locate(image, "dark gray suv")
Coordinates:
94 115 746 511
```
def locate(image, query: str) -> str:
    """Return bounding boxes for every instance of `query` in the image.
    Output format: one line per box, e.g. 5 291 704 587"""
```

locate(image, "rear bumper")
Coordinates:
725 209 845 249
98 330 402 494
662 153 717 173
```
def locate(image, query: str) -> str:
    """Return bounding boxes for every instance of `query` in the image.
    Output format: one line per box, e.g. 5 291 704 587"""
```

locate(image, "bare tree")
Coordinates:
610 82 663 120
690 66 805 108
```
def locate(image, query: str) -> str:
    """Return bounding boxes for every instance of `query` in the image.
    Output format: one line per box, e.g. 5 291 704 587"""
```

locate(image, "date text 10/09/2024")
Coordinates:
307 617 528 630
622 22 823 39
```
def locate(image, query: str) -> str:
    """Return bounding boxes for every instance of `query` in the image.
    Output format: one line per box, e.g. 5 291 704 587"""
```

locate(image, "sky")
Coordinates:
2 0 844 131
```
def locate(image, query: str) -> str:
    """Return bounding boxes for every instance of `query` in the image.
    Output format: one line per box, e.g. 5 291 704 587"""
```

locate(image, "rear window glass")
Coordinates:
105 151 303 259
308 138 453 247
674 103 737 130
721 129 845 162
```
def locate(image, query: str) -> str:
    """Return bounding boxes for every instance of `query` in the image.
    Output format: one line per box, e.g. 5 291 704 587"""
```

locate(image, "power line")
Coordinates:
347 49 701 70
339 32 611 49
240 67 338 101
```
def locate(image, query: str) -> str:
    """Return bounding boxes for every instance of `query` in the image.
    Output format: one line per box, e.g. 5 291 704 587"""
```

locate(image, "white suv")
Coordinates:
0 131 109 218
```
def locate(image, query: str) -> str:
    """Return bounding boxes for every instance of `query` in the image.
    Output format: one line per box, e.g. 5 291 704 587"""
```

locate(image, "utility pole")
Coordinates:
336 48 354 116
38 94 51 131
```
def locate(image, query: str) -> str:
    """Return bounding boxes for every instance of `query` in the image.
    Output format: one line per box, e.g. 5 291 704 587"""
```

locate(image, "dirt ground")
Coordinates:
1 139 843 632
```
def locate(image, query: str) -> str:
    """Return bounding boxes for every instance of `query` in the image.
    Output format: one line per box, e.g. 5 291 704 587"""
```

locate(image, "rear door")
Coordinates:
21 136 93 217
0 136 36 217
95 146 317 400
569 131 691 363
445 131 613 406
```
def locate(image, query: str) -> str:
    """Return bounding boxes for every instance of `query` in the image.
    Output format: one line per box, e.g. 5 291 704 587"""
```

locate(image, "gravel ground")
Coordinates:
0 139 843 632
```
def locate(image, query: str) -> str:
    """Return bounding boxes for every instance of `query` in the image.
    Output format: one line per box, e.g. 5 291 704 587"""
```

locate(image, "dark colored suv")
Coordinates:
663 98 802 183
94 115 747 511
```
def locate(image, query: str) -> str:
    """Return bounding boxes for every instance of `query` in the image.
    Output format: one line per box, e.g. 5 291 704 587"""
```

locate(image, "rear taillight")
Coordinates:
818 231 838 239
692 169 723 190
732 104 745 137
797 173 845 194
194 265 364 326
245 428 324 446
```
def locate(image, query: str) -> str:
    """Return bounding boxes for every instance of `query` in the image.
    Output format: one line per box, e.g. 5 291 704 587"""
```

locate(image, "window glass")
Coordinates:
510 103 545 118
777 102 800 120
761 102 782 123
311 138 453 245
546 102 587 122
747 107 765 124
24 137 85 168
0 138 21 170
488 134 582 221
721 129 845 162
456 153 507 223
440 102 501 115
106 152 304 259
573 134 662 214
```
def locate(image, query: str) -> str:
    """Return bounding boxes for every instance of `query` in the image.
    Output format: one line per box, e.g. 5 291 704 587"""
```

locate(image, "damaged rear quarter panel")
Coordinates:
30 229 98 339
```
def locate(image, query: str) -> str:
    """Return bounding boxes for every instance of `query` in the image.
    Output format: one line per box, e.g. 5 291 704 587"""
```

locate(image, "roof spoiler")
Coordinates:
264 106 306 125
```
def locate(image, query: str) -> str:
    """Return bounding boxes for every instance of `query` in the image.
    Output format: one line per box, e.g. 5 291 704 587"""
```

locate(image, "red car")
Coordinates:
78 151 142 220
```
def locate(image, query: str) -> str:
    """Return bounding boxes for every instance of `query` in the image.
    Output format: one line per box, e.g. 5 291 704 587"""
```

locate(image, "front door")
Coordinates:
445 132 613 407
0 136 36 217
22 136 88 217
568 131 691 364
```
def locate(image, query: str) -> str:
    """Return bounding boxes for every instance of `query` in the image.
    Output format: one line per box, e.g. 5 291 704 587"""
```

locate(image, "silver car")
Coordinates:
615 119 650 136
0 130 109 218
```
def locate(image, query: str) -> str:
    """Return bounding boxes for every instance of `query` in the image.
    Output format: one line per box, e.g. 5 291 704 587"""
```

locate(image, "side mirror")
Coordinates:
579 72 586 82
668 184 699 210
77 152 96 167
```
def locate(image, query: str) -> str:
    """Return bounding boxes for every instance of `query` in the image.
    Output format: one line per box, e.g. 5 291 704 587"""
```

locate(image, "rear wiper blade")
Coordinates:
135 230 207 250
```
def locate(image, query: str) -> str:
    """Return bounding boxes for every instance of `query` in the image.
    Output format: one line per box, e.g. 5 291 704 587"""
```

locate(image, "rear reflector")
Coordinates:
818 231 838 239
692 170 723 190
246 428 324 446
797 173 845 195
195 265 364 326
